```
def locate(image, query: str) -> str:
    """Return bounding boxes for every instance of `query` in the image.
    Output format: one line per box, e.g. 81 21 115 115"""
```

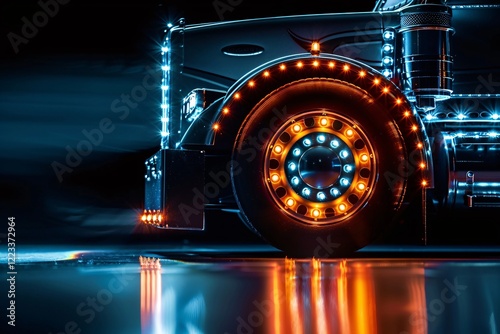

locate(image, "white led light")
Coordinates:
161 104 168 110
383 30 395 41
161 117 168 123
382 56 393 66
161 46 169 52
161 85 169 91
425 113 434 121
161 65 170 71
492 113 499 120
382 44 394 53
161 131 168 137
382 69 393 78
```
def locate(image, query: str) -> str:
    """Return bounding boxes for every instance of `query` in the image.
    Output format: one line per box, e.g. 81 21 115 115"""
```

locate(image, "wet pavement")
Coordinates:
2 245 500 334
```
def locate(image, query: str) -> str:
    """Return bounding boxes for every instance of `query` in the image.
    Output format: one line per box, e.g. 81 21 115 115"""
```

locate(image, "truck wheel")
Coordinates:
232 78 409 257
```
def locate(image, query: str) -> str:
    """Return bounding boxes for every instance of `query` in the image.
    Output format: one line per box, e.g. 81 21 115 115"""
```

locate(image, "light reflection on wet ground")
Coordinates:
2 248 500 334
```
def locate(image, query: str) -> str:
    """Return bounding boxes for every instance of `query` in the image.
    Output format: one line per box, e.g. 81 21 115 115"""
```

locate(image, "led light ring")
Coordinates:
264 111 375 224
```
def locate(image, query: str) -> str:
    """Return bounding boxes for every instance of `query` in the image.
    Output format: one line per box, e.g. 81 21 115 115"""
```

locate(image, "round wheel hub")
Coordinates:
264 111 376 224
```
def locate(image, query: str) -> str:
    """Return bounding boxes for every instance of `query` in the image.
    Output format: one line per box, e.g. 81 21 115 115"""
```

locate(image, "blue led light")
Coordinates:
302 187 311 197
288 162 297 171
330 188 340 197
343 164 352 173
317 134 326 143
317 192 326 201
293 148 301 156
292 176 300 186
303 138 312 147
330 139 339 148
340 150 349 158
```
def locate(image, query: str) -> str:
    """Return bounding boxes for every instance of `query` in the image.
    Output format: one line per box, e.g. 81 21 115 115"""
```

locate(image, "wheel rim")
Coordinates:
264 111 376 225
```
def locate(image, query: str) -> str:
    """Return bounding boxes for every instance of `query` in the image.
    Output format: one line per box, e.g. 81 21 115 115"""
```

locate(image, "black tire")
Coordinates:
231 78 408 257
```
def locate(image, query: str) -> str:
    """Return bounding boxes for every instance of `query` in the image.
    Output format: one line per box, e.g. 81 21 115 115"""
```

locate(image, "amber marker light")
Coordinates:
280 64 286 70
223 107 229 114
248 80 255 87
286 198 295 207
263 70 270 77
234 92 240 99
419 162 426 169
411 124 418 131
343 64 350 71
383 86 389 94
274 145 283 154
292 124 302 133
421 180 428 187
417 142 423 149
212 123 220 130
311 41 321 56
313 60 319 67
404 110 411 117
374 78 380 85
297 61 304 68
328 61 335 68
271 174 280 183
359 70 366 77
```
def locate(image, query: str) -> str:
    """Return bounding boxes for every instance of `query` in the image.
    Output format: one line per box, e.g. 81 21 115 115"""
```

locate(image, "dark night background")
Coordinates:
0 0 377 248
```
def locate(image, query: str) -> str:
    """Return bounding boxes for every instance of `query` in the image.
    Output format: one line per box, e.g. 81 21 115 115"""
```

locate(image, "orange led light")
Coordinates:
271 174 280 183
292 124 302 133
280 64 286 70
223 107 229 114
417 142 423 149
359 70 366 77
312 209 320 217
421 180 428 187
419 162 426 169
264 70 270 77
274 145 283 154
213 123 220 130
234 92 240 99
297 61 304 68
248 80 255 87
374 78 380 85
328 61 335 68
286 198 295 207
343 64 349 71
404 110 411 117
320 118 328 126
411 125 418 131
396 98 402 104
383 87 389 93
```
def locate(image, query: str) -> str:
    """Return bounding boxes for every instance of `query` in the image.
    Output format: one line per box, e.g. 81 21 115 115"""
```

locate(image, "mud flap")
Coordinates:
144 149 205 230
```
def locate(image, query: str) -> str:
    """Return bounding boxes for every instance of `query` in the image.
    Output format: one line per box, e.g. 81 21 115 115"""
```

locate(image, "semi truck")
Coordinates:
141 0 500 257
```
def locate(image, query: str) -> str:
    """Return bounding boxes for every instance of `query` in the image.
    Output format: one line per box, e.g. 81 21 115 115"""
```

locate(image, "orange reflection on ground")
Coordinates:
140 256 162 334
269 259 427 334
